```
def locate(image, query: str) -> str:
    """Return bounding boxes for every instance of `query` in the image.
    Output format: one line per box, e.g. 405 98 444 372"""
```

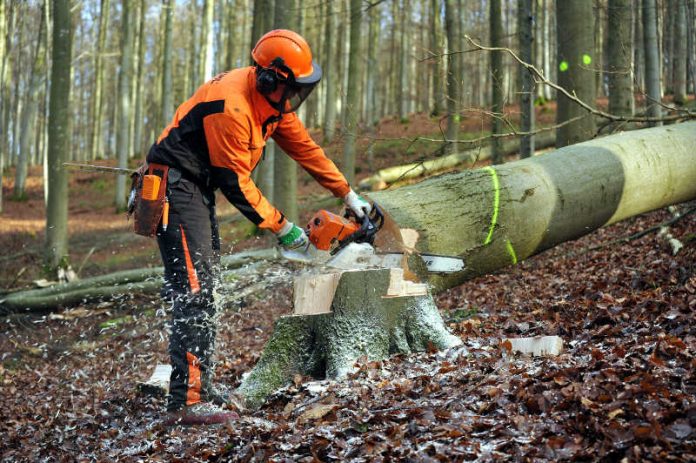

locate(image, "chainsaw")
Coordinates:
282 203 464 274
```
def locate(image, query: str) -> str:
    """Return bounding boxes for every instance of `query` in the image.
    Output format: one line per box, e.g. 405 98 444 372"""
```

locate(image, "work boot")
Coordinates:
164 402 239 426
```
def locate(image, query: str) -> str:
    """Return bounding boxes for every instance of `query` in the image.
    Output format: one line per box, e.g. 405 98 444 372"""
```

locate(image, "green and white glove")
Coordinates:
276 221 309 251
343 189 372 218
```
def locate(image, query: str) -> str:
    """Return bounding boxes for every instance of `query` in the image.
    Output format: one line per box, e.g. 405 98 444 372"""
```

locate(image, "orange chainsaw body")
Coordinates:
307 210 361 251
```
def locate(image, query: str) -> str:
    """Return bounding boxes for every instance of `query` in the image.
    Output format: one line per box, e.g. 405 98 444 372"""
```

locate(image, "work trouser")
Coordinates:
156 169 220 412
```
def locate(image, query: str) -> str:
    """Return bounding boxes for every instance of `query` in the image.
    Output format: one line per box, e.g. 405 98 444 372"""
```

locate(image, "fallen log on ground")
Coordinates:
371 121 696 292
236 122 696 408
0 248 280 314
358 131 557 190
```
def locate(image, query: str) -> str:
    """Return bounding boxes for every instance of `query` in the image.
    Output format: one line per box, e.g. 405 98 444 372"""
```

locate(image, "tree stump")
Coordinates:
236 267 462 409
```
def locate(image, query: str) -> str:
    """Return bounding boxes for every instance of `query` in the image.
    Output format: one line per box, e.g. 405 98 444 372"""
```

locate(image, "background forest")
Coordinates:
1 0 695 272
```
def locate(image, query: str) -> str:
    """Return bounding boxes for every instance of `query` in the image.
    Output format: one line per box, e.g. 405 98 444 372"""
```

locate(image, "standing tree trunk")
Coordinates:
555 0 597 147
398 0 410 121
200 0 214 81
131 0 147 157
443 0 460 155
642 0 662 125
160 0 174 128
429 0 444 117
518 0 535 158
115 0 135 210
608 0 635 117
490 0 504 163
273 0 298 223
342 0 363 186
322 0 338 143
15 0 47 200
45 0 73 271
672 0 688 105
0 0 10 214
90 0 110 160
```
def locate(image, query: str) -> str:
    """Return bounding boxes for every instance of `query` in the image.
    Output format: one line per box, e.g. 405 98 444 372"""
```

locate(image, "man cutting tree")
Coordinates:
144 30 371 425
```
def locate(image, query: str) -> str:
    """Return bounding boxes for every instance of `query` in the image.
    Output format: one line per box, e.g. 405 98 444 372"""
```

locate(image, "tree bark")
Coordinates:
443 0 460 155
429 0 444 116
642 0 662 125
608 0 635 117
342 0 362 185
200 0 214 81
555 0 597 147
273 0 298 223
160 0 174 128
518 0 535 158
322 0 338 143
14 0 47 200
45 0 73 270
672 0 688 104
490 0 504 164
131 0 147 157
115 0 135 210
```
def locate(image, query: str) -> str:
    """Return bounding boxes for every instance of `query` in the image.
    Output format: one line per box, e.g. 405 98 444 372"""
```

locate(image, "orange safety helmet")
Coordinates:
251 29 322 113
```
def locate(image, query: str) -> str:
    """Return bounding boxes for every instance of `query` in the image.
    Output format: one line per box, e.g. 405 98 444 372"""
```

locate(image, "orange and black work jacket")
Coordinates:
147 67 350 233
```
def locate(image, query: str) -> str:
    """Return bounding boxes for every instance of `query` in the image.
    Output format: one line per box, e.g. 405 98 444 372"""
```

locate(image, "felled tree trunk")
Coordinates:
237 268 461 409
371 122 696 292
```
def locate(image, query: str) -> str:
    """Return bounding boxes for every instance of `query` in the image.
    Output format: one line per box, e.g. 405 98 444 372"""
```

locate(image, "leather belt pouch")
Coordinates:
132 163 169 237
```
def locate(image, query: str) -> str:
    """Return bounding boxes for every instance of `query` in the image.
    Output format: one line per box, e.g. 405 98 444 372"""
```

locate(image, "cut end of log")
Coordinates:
503 336 564 357
137 363 172 398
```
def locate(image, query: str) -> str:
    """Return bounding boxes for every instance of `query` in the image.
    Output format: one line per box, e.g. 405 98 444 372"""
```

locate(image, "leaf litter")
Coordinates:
1 205 694 461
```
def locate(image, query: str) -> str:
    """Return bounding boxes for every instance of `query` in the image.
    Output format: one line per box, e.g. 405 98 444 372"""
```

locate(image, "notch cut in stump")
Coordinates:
236 268 461 409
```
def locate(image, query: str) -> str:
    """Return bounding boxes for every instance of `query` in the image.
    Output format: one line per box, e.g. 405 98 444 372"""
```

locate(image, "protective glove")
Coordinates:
276 221 309 251
343 189 372 219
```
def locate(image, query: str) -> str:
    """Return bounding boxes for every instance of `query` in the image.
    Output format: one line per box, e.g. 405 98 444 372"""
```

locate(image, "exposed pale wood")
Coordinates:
137 363 172 397
293 272 342 315
384 268 428 298
504 335 564 356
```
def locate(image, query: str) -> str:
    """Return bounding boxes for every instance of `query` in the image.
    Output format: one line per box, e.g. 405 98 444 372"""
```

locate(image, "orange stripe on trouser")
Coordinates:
186 352 202 406
180 225 201 294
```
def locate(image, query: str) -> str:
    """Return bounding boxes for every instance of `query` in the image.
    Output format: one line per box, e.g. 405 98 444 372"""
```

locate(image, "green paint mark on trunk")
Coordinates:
505 239 517 264
483 166 500 245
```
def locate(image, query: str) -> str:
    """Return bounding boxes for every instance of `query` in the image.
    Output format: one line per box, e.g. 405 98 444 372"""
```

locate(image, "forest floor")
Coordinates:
1 109 695 461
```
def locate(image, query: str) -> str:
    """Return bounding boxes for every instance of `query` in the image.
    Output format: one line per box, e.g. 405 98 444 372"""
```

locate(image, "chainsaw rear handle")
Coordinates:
331 204 384 255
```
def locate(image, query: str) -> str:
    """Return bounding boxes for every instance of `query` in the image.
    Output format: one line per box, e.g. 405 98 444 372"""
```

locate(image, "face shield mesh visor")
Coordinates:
279 82 317 113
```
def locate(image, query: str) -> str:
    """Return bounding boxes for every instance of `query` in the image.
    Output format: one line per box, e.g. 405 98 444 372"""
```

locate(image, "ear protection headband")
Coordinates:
256 57 296 95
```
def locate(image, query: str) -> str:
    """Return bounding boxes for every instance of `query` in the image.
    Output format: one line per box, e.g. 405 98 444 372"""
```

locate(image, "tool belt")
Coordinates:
128 162 169 237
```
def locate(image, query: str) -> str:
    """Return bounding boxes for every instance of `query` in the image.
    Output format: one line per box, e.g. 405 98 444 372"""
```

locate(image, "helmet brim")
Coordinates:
295 60 322 85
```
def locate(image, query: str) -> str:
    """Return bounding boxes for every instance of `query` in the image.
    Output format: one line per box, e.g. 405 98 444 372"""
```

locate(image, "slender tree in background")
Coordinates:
200 0 214 81
45 0 72 270
161 0 174 128
90 0 110 160
322 0 338 143
115 0 135 210
0 0 9 214
607 0 634 116
642 0 662 125
430 0 444 117
252 0 276 205
14 0 47 200
273 0 298 223
688 0 695 94
131 0 147 157
633 0 644 89
398 0 410 121
489 0 504 163
364 3 380 129
673 0 688 104
555 0 596 147
443 0 460 155
518 0 535 158
342 0 363 185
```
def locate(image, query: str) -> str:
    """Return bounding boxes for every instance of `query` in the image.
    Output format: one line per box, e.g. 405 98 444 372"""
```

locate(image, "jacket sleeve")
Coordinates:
272 112 351 198
204 112 286 233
